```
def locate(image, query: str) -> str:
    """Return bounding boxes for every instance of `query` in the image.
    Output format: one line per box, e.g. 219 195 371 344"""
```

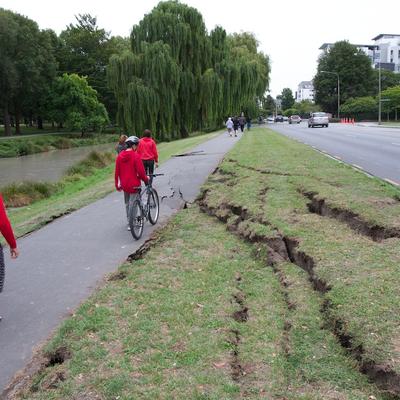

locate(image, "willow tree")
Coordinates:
108 1 270 139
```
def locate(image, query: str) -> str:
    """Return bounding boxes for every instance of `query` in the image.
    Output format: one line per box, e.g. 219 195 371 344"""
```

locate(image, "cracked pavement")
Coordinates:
0 131 241 391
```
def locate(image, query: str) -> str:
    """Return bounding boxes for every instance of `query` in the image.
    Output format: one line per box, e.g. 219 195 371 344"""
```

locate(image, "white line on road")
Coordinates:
352 164 364 170
391 142 400 146
335 156 342 160
384 178 400 186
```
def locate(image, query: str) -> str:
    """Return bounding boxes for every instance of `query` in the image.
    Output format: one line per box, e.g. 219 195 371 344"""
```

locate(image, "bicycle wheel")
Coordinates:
129 200 144 240
147 188 160 225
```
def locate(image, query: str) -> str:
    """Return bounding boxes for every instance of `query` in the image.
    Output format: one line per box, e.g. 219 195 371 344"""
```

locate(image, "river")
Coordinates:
0 143 114 187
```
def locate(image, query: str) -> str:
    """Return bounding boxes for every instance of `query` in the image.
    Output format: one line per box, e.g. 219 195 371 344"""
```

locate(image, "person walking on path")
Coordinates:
233 116 240 137
0 194 19 321
115 135 128 154
137 129 159 185
226 117 234 137
239 113 246 133
114 136 149 229
246 115 251 130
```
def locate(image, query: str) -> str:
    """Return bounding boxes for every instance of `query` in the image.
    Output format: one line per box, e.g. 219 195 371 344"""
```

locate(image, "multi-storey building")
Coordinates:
319 34 400 73
372 34 400 73
295 81 314 103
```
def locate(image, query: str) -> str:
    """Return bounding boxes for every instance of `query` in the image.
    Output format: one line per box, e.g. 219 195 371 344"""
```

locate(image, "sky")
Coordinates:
1 0 399 96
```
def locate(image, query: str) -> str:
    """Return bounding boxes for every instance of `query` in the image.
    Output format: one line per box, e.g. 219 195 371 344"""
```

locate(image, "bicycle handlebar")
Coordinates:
148 173 164 177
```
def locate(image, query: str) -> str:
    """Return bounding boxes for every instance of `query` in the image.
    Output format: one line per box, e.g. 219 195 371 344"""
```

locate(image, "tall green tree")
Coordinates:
108 1 270 139
381 86 400 120
314 41 374 116
280 88 295 110
58 14 128 121
49 74 109 134
0 9 57 135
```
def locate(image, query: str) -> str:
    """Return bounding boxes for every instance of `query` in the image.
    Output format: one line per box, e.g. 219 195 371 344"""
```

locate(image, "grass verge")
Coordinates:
200 127 400 396
0 132 118 158
2 132 219 239
5 207 385 399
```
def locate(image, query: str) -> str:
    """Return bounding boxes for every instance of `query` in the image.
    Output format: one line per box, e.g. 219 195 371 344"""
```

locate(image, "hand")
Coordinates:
155 162 159 169
10 247 19 259
116 186 122 192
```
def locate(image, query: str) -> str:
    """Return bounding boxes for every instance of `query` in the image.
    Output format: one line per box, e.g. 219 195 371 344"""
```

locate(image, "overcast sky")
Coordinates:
2 0 399 96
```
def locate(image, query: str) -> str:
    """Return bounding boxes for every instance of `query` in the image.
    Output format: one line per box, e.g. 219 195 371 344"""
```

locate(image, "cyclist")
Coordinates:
137 129 158 184
1 193 19 321
114 136 149 229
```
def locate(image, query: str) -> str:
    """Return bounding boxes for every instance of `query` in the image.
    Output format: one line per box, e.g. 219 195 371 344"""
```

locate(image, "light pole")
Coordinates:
378 61 382 125
321 70 340 119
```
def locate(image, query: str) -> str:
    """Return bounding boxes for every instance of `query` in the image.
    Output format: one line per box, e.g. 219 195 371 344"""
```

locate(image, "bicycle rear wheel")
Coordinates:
129 200 144 240
147 188 160 225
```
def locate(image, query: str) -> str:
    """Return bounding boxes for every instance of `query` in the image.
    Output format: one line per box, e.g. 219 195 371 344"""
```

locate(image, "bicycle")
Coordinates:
128 174 163 240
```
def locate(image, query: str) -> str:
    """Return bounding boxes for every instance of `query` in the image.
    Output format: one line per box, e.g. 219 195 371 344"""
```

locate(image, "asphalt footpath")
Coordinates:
0 131 241 391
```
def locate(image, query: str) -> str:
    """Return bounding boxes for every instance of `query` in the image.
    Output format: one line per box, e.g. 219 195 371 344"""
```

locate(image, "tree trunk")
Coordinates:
15 106 21 135
37 116 43 129
3 105 12 136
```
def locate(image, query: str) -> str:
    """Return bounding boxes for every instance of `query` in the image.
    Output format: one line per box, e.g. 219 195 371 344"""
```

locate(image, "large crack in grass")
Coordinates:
199 189 400 397
303 190 400 242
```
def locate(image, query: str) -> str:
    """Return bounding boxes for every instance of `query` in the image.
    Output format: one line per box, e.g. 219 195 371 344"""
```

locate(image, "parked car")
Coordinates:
275 115 284 122
267 115 274 123
289 115 301 124
308 112 329 128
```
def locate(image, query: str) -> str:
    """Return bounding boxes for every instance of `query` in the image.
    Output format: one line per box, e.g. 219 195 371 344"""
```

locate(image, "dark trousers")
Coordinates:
0 245 5 293
143 159 155 184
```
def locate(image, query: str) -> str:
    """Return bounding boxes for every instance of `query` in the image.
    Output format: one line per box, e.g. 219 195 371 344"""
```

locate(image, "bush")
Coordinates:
2 182 57 207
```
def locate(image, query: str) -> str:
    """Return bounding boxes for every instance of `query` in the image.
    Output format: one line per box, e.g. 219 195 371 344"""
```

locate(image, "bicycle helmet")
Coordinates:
125 135 140 147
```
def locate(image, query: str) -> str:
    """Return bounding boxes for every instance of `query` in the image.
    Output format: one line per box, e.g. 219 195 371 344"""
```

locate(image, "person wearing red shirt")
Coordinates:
1 194 19 321
137 129 159 184
115 136 149 229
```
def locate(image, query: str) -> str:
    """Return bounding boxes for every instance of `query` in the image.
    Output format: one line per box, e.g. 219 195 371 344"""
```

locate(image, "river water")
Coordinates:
0 143 114 187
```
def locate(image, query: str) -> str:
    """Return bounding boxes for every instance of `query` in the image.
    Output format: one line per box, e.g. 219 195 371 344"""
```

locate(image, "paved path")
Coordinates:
0 131 240 391
269 122 400 185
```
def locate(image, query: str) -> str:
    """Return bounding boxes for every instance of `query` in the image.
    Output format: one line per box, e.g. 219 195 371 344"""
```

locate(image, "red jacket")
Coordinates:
137 137 158 163
0 195 17 249
115 149 149 193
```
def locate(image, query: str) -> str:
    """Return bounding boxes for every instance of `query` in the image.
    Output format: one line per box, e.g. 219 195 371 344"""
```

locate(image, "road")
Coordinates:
268 122 400 185
0 131 240 391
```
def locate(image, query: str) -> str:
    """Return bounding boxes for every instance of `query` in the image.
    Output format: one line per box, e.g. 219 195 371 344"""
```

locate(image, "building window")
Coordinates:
391 58 394 63
390 49 393 55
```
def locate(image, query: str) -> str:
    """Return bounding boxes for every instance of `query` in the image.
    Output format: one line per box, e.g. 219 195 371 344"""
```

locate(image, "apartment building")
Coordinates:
295 81 314 102
319 34 400 73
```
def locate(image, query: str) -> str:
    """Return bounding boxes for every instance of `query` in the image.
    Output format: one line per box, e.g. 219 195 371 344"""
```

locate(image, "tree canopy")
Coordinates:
280 88 295 111
108 1 270 140
314 41 374 116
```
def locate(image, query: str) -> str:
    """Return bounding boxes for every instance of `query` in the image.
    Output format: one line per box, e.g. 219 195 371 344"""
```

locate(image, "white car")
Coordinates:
308 112 329 128
267 116 274 123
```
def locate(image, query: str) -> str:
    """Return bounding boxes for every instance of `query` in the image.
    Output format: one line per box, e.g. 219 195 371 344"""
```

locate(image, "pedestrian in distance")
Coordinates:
246 115 251 131
226 117 234 137
137 129 159 185
239 113 246 133
0 194 19 322
115 134 128 154
115 136 149 230
233 116 240 137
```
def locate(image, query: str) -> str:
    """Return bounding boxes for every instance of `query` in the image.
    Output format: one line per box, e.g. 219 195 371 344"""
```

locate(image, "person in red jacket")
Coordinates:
115 136 149 229
1 194 19 321
137 129 159 184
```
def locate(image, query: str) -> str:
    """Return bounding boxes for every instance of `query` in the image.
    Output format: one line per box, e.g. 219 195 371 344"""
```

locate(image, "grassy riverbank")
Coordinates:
4 132 219 239
0 132 118 158
5 127 400 399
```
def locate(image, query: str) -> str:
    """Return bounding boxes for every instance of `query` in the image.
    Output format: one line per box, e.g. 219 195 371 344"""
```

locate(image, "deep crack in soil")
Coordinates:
198 191 400 397
303 191 400 242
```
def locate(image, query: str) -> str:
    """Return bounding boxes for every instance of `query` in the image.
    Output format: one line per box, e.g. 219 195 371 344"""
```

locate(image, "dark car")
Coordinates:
289 115 301 124
275 115 284 122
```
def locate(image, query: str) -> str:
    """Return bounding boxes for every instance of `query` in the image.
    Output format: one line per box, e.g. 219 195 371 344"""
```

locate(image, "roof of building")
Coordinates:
372 34 400 41
320 43 378 50
298 81 313 89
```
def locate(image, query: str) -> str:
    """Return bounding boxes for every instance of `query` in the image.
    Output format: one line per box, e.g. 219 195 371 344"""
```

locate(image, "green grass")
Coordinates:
9 208 385 399
3 131 219 239
0 132 118 158
202 127 400 387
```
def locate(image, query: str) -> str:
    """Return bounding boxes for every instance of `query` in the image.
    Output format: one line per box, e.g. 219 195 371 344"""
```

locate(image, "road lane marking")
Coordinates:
335 156 342 160
391 142 400 146
352 164 364 170
384 178 400 186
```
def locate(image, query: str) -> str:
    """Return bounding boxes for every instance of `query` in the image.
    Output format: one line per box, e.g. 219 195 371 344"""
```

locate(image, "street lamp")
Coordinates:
321 70 340 119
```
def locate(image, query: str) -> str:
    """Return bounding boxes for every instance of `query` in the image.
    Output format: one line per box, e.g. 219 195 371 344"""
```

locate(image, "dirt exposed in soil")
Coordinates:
198 190 400 397
303 191 400 242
